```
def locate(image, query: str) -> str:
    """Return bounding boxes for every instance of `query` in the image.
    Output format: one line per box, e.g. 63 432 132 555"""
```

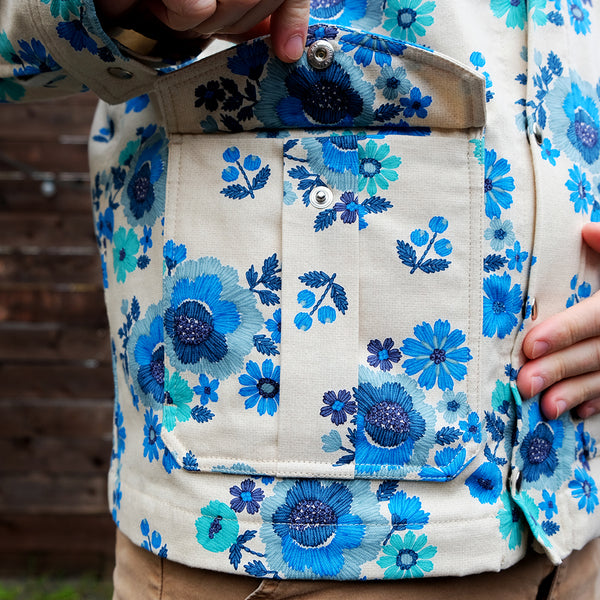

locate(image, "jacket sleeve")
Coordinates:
0 0 164 104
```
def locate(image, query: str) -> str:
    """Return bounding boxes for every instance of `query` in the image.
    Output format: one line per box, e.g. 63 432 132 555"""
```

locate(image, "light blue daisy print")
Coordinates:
383 0 436 44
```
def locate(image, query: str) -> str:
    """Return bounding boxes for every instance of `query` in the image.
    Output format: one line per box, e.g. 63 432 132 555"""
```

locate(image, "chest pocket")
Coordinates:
147 27 487 480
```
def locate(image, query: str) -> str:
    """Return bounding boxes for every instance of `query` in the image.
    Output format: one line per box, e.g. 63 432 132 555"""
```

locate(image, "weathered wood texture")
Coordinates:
0 93 115 576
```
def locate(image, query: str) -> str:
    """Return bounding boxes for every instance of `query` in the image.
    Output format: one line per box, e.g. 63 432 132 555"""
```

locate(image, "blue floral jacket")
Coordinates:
1 0 600 580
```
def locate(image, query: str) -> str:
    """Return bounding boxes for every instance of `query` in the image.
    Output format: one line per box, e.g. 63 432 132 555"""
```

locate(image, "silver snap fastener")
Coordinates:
533 123 543 145
107 67 134 80
307 40 334 70
309 186 334 209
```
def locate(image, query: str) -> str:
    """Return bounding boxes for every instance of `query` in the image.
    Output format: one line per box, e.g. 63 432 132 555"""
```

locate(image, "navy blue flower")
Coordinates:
164 257 262 379
230 479 265 514
305 25 338 45
400 87 432 119
334 191 366 226
320 390 357 425
227 39 269 79
194 80 225 111
367 338 402 371
339 32 407 67
255 53 374 128
56 20 98 53
465 461 502 505
12 38 60 77
482 273 522 339
401 319 472 390
354 367 435 476
260 479 385 578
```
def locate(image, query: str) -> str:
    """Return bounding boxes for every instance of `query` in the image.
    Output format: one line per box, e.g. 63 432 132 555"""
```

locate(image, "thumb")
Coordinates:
95 0 140 21
269 0 310 62
582 222 600 254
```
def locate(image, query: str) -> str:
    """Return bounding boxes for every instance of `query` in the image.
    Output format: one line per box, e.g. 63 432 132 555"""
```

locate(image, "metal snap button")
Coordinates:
107 67 135 80
307 40 334 70
309 186 334 209
533 123 543 146
530 296 538 320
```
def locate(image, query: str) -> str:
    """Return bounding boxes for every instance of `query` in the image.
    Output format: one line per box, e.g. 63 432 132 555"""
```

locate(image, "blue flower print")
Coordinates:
255 52 375 129
490 0 526 29
305 24 339 44
358 140 401 195
459 412 482 444
164 257 262 379
193 374 220 405
140 519 168 557
294 270 348 331
41 0 80 20
568 0 591 34
569 468 598 513
540 138 560 166
143 409 164 462
575 422 597 470
56 19 98 54
220 147 271 200
387 490 430 541
367 338 402 371
163 240 187 276
260 479 386 578
302 134 360 192
0 77 25 102
230 479 265 514
496 492 525 550
377 531 437 578
375 65 412 101
238 359 280 416
320 390 357 425
120 126 167 228
125 94 150 113
8 38 61 78
546 73 600 172
506 241 529 272
194 80 225 111
383 0 436 44
436 390 469 423
400 87 432 120
566 164 593 213
334 191 368 226
113 402 126 460
516 402 575 491
162 370 193 432
465 461 502 505
129 303 164 408
283 181 298 206
308 0 381 29
265 308 281 344
567 274 592 308
397 217 452 275
338 32 408 67
112 227 140 283
418 446 468 479
484 149 515 218
227 38 269 79
354 367 436 476
196 500 240 553
539 490 559 519
140 226 153 253
513 491 551 548
482 273 523 339
401 319 472 391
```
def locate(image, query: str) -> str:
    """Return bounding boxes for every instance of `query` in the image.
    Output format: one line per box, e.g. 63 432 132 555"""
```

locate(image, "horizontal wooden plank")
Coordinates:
0 364 113 400
0 474 108 514
0 399 113 437
0 551 114 577
0 514 115 553
0 93 98 141
0 140 90 173
0 253 103 285
0 325 110 362
0 436 112 474
0 182 92 212
0 288 107 325
0 213 97 249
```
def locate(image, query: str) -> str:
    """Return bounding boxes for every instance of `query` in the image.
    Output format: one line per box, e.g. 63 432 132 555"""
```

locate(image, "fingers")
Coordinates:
269 0 310 62
582 222 600 254
539 370 600 420
521 290 600 360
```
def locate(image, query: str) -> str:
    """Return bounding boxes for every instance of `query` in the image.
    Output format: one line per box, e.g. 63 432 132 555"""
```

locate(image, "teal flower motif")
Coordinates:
162 370 193 432
383 0 436 44
260 479 386 578
375 65 412 101
377 531 437 578
0 78 25 102
490 0 527 29
513 491 551 547
41 0 80 20
496 492 525 550
358 140 401 195
195 500 239 552
112 227 140 283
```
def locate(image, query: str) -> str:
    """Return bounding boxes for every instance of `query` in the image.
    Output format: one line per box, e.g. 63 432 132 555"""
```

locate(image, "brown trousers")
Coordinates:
113 529 600 600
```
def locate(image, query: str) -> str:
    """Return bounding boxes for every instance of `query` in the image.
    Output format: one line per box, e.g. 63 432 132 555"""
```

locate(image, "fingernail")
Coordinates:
579 405 597 419
284 35 304 62
555 400 567 418
530 376 545 397
531 341 550 359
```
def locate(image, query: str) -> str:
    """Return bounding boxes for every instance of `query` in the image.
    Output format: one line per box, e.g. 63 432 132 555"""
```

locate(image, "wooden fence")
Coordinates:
0 93 115 575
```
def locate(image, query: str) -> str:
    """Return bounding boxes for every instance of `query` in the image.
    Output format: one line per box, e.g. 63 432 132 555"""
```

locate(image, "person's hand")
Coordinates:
96 0 310 63
517 222 600 420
